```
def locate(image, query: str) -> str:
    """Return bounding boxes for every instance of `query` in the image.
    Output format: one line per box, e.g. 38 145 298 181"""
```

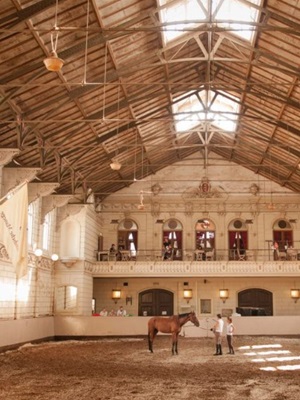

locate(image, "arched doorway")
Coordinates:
195 218 215 260
162 219 183 260
228 219 248 260
117 219 138 257
238 288 273 316
273 219 293 251
138 289 174 316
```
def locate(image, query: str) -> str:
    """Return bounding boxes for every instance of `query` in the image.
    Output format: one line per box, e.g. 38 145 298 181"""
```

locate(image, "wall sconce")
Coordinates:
112 289 121 303
219 289 229 303
126 296 132 306
183 289 193 303
290 289 300 303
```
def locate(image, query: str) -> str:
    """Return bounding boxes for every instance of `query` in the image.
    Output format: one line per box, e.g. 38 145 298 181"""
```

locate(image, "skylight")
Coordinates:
159 0 262 45
173 89 240 133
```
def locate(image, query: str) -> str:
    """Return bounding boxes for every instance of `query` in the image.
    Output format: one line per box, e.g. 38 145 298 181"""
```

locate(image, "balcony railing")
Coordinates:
95 246 300 263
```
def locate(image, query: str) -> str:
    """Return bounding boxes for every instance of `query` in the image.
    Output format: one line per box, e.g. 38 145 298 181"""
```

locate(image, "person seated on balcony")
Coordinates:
287 245 297 260
163 245 173 260
110 244 116 254
100 308 108 316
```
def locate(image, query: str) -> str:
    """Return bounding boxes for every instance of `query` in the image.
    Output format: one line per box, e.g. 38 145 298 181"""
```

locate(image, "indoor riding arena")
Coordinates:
1 335 300 400
2 0 300 399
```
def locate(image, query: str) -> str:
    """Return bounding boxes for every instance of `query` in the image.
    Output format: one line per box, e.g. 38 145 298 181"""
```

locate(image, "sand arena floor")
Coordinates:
0 335 300 400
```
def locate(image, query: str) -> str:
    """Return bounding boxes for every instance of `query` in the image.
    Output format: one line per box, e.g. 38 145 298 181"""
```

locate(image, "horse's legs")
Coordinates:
148 332 153 353
148 328 158 353
171 332 178 355
175 333 179 355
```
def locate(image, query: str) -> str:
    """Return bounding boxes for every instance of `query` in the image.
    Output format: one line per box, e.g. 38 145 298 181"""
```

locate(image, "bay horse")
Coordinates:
148 311 200 355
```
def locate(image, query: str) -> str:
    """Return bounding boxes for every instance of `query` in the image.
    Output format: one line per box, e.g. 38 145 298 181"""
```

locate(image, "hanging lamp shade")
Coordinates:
110 161 122 170
44 51 64 72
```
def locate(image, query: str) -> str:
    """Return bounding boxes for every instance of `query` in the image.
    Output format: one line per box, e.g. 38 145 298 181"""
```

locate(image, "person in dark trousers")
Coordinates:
226 316 235 354
211 313 224 355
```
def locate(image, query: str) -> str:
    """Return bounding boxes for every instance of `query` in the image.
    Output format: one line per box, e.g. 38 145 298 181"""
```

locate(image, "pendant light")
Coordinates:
44 0 64 72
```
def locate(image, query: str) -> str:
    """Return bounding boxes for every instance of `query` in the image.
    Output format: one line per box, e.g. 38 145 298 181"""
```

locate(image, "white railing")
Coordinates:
95 247 300 263
92 259 300 277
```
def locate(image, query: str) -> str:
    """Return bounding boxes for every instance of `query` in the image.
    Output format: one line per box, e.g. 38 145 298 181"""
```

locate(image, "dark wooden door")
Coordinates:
138 289 174 316
238 288 273 315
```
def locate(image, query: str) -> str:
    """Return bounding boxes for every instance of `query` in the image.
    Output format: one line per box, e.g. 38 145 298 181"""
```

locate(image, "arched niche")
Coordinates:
59 220 80 258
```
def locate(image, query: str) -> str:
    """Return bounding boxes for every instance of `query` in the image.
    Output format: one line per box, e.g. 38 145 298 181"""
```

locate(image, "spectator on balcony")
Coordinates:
271 241 279 260
163 245 173 260
110 244 116 254
117 306 127 316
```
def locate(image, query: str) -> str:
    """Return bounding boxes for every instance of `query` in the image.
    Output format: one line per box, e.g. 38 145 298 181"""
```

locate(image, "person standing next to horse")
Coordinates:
226 316 235 354
211 313 224 356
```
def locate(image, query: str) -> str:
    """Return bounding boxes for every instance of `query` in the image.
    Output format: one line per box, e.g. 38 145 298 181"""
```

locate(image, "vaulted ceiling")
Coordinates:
1 0 300 204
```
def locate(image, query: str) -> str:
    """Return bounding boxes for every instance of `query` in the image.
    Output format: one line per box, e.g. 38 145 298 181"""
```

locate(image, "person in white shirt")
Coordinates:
211 313 224 355
100 308 108 317
116 306 126 316
226 316 235 354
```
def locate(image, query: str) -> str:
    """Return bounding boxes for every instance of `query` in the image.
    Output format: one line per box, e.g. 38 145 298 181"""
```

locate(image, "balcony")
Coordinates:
92 247 300 278
95 246 300 263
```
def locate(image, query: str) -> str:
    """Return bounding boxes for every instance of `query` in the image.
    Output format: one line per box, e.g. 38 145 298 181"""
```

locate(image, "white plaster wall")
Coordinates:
84 205 101 260
0 317 54 349
92 277 300 317
53 315 300 338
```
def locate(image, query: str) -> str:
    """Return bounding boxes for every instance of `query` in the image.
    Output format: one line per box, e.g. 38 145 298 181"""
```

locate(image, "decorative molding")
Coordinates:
0 149 20 167
151 183 162 195
41 195 75 223
60 257 79 268
182 177 223 199
92 260 300 278
184 202 193 216
2 167 41 195
28 182 60 203
249 183 260 196
151 201 160 217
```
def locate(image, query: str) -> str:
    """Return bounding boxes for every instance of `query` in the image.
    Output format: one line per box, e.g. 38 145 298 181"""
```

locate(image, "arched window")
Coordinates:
195 219 215 250
273 219 293 251
228 219 248 260
42 209 56 255
162 219 183 260
27 200 38 248
118 219 138 256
